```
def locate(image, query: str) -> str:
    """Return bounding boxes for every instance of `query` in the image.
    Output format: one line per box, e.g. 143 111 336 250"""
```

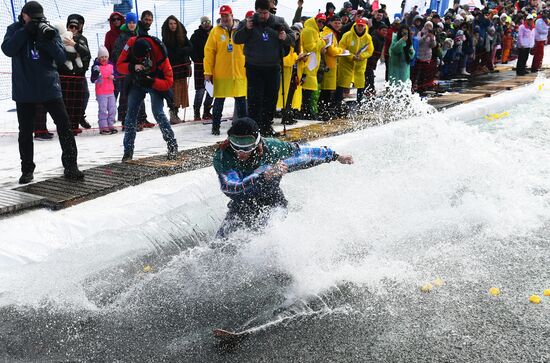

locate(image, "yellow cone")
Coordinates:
489 287 500 296
529 295 541 304
143 265 152 273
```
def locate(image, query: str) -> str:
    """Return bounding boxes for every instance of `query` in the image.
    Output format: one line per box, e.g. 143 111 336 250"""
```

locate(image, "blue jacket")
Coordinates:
2 22 66 103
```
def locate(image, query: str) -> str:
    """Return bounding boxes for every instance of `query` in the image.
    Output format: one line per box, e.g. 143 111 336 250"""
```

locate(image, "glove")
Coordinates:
24 21 38 36
138 76 154 88
92 65 100 72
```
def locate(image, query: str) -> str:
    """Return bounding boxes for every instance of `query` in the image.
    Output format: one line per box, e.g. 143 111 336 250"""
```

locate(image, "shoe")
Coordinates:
100 129 111 135
460 69 471 76
167 144 178 160
211 124 220 135
142 121 156 128
72 128 82 136
64 166 84 180
110 128 118 134
281 118 298 125
193 107 201 121
136 124 144 132
19 171 34 184
122 150 133 162
169 109 183 125
34 132 53 140
80 119 92 129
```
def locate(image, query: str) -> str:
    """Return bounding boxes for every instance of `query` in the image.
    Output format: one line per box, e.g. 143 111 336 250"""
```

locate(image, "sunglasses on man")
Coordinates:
68 24 78 29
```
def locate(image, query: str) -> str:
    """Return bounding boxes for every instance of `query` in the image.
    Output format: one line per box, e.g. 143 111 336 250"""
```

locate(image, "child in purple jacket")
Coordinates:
91 46 118 134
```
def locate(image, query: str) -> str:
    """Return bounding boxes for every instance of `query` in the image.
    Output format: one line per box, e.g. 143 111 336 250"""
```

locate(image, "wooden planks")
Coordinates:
0 190 46 215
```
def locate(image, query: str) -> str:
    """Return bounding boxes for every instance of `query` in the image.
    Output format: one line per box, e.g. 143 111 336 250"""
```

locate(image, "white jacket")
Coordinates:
534 18 549 42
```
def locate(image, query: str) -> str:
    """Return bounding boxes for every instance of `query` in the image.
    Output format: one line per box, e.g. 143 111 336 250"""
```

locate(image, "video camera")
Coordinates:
31 17 56 40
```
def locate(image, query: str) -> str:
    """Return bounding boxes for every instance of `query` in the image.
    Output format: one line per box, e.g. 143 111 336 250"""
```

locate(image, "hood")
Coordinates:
109 12 125 31
304 17 320 32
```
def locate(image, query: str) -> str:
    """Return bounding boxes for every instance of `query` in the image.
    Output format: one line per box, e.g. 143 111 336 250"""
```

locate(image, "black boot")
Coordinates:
193 106 201 121
64 165 84 180
19 171 34 184
211 124 220 135
122 150 133 162
167 144 178 160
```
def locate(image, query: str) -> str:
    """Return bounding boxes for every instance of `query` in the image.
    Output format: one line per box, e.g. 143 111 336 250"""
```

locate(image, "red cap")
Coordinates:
245 10 254 18
315 13 327 21
355 17 367 26
219 5 232 15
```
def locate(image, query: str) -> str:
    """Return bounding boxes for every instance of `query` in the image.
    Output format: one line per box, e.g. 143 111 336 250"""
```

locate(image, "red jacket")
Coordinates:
116 36 174 92
104 12 125 60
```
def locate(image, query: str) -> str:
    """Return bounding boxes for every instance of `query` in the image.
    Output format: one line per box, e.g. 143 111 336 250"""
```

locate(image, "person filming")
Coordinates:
2 1 84 184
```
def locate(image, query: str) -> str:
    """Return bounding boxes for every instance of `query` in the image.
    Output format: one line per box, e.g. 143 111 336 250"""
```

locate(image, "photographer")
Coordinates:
1 1 83 184
116 36 178 162
234 0 294 137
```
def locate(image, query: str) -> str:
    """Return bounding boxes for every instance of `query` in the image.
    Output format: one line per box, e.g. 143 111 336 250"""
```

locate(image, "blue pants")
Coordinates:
124 85 177 154
212 96 247 127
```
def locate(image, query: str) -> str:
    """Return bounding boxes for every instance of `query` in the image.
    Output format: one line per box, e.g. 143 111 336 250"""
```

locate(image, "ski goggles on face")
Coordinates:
229 134 261 153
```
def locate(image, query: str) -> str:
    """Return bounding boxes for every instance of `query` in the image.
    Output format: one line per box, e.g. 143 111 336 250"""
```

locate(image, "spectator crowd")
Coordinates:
2 0 549 182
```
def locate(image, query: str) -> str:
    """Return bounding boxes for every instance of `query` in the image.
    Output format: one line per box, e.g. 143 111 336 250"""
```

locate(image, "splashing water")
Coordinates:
2 83 550 361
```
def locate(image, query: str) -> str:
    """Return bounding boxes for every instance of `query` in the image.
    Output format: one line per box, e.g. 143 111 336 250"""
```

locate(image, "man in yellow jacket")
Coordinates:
334 18 374 111
204 5 247 135
318 15 344 121
300 13 328 119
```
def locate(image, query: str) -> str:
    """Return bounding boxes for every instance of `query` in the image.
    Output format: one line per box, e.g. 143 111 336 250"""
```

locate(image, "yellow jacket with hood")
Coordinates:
337 23 374 89
320 25 344 90
203 24 246 98
300 17 326 91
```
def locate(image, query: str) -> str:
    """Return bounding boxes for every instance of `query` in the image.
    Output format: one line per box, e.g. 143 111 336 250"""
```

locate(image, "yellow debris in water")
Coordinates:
543 289 550 297
433 278 445 287
421 283 433 293
143 265 152 273
488 287 500 296
529 295 541 304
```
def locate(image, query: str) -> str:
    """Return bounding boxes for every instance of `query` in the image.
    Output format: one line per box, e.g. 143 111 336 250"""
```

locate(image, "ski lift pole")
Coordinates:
135 0 139 19
10 0 16 23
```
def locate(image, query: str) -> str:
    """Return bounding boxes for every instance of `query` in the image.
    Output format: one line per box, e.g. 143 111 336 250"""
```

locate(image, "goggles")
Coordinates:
229 134 261 153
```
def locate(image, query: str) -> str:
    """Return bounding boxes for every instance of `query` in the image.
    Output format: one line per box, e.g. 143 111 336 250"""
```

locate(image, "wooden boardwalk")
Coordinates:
1 68 544 217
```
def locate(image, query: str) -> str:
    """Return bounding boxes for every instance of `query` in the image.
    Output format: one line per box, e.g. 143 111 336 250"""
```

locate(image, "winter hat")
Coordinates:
21 1 44 18
125 12 138 24
343 1 352 9
326 2 336 12
200 16 211 23
443 38 454 48
526 14 534 20
228 117 260 137
98 46 109 58
424 21 433 30
293 22 303 30
132 38 151 58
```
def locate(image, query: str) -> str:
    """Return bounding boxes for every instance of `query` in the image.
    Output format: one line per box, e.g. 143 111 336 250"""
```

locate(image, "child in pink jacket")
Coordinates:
91 46 117 134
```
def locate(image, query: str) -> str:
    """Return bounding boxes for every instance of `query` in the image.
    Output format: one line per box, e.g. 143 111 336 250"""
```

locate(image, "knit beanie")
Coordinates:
21 1 44 18
98 46 109 58
125 12 138 24
132 38 151 58
228 117 260 137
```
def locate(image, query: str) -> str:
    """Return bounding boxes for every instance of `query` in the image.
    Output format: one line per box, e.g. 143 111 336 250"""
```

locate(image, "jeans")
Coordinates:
16 98 78 173
193 87 213 109
246 66 280 131
124 85 177 154
212 96 247 127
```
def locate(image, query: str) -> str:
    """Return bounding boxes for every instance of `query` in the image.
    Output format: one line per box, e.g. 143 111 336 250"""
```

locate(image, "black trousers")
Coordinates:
246 65 280 132
16 98 78 173
516 47 530 75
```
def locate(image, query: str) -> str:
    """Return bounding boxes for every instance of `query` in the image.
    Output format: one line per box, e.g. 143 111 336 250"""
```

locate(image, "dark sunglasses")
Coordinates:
317 20 326 24
68 24 78 29
110 18 122 22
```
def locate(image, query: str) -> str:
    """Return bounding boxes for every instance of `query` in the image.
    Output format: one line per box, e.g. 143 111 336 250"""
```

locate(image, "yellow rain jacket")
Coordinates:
337 24 374 89
203 25 246 98
320 26 344 91
277 47 304 110
300 17 326 91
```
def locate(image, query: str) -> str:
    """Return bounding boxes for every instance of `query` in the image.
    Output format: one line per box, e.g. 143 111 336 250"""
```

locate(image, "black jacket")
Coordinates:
162 22 192 79
1 21 66 103
190 26 210 62
233 13 293 69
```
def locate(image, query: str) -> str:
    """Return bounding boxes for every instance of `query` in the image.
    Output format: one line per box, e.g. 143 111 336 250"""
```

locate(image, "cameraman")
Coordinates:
234 0 293 137
116 36 178 162
1 1 83 184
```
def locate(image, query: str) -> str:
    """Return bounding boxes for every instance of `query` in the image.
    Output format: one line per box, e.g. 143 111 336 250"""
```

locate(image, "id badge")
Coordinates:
262 32 269 41
227 43 233 52
31 48 40 60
